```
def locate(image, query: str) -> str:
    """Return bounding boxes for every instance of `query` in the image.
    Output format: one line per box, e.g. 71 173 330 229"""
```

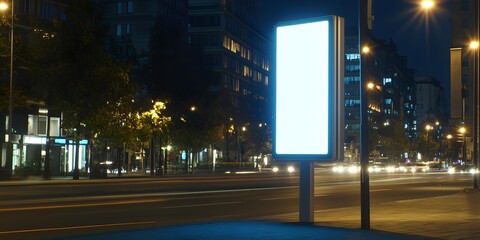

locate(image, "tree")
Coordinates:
137 16 220 173
381 120 410 164
27 0 137 179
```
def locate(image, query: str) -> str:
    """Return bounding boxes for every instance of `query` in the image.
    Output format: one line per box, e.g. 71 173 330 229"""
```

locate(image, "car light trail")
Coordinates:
0 199 166 212
0 221 156 235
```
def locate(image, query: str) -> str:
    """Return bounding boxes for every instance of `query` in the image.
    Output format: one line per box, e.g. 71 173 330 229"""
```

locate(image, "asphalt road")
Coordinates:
0 170 473 240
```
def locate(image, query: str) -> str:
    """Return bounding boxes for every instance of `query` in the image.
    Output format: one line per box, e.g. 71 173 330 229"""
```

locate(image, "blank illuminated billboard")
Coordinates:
274 16 343 160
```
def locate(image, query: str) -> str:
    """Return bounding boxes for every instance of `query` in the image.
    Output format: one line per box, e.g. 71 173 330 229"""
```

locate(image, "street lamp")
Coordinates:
367 82 375 90
460 126 467 165
420 0 435 10
446 134 453 168
1 0 13 178
362 46 370 54
425 124 432 161
470 40 479 189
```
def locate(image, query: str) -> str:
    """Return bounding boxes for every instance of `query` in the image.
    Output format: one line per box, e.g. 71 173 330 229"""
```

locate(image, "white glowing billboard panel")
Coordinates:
274 16 344 160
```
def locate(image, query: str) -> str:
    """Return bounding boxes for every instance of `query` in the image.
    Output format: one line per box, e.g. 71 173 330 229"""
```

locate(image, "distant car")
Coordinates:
333 164 360 173
449 165 479 174
405 162 429 173
270 163 297 173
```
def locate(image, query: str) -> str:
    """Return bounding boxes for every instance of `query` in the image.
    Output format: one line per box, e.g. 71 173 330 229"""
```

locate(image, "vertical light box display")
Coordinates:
274 16 344 161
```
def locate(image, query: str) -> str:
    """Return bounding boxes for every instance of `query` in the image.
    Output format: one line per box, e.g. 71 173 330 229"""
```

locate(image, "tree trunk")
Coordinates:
73 136 80 180
43 111 51 180
185 150 189 174
117 147 122 176
150 137 154 176
164 136 168 175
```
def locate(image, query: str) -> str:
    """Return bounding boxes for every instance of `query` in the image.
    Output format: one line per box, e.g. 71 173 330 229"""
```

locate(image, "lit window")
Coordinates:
38 116 47 135
127 1 133 13
116 24 122 36
117 1 123 14
346 53 360 60
383 77 392 85
126 23 131 35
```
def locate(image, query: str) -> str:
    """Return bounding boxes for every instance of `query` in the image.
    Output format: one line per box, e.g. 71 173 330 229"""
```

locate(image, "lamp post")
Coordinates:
460 126 467 165
425 124 432 161
1 0 13 177
446 134 453 168
470 40 479 189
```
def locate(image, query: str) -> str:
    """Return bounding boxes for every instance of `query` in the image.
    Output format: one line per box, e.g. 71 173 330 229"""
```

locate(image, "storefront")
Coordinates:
11 136 89 176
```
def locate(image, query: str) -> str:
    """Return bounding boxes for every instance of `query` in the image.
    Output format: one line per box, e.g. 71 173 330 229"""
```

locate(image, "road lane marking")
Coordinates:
261 196 296 201
0 221 156 234
261 194 328 201
371 188 391 192
160 201 242 209
0 186 296 212
0 199 165 212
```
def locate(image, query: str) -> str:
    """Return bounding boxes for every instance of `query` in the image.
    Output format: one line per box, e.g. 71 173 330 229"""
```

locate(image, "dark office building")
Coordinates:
451 0 478 163
344 34 417 163
188 0 271 117
99 0 189 61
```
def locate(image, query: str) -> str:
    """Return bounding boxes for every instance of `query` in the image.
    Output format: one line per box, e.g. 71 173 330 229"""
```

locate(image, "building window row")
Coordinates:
28 115 60 136
224 75 240 92
117 1 133 15
345 64 360 71
190 34 222 47
223 35 251 60
190 15 221 27
345 76 360 84
345 99 360 107
116 23 131 37
222 35 269 71
223 54 269 87
346 53 360 60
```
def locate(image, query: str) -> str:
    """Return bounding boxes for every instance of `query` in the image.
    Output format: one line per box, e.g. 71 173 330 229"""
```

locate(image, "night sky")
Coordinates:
257 0 451 89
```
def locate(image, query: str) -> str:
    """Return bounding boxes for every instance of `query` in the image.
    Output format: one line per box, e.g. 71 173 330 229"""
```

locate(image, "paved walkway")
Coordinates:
257 188 480 239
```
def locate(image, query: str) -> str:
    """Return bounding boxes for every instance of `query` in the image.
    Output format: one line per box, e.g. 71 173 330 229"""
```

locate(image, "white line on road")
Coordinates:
160 201 242 209
261 196 296 201
0 199 166 212
371 189 391 192
0 221 156 234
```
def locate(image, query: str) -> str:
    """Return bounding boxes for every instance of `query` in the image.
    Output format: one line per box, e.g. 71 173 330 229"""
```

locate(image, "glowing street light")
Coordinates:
420 0 435 10
367 82 375 89
0 2 7 11
471 41 479 50
362 46 370 54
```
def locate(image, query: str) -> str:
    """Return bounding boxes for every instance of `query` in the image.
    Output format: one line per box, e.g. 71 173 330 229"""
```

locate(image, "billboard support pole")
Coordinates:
299 161 314 223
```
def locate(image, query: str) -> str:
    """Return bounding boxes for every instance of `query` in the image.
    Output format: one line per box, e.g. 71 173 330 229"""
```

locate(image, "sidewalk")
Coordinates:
257 188 480 239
